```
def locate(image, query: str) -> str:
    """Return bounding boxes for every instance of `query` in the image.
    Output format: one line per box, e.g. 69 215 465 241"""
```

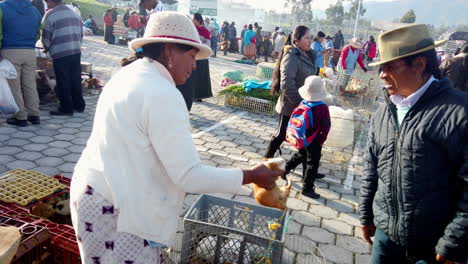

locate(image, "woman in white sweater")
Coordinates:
70 12 281 264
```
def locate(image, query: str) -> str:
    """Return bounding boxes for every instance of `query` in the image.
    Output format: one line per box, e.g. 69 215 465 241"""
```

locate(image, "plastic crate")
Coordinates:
0 174 81 264
256 62 275 80
222 93 276 116
0 215 52 264
171 194 288 264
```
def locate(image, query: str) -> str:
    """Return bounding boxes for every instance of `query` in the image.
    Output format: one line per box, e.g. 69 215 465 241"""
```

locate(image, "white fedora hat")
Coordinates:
298 76 330 102
349 38 362 49
129 11 212 60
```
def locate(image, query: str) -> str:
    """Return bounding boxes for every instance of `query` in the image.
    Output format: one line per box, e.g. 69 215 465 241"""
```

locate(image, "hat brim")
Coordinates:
298 85 330 102
369 39 447 67
128 37 212 60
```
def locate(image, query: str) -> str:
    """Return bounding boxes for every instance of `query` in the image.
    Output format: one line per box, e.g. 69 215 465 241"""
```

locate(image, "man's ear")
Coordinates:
412 56 427 76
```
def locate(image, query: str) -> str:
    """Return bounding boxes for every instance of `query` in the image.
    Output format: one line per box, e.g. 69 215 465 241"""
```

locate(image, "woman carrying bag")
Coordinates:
264 25 317 159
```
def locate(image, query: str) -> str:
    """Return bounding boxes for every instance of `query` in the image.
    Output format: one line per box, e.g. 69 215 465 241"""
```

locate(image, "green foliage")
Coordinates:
325 0 344 26
400 9 416 23
64 0 125 26
285 0 313 25
220 84 278 102
345 0 366 19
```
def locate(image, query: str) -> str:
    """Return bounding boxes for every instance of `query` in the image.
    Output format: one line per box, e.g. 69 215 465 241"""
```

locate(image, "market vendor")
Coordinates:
70 12 280 264
337 38 368 89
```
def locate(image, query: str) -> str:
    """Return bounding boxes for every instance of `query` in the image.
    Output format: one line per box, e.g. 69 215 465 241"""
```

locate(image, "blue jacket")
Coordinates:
0 0 41 49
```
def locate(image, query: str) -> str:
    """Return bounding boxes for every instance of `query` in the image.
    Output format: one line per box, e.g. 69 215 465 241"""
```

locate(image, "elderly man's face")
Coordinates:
379 57 426 97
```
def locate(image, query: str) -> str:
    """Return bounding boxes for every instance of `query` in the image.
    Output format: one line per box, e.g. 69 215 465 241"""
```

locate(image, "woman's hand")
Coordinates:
242 164 283 190
361 224 376 245
436 254 455 264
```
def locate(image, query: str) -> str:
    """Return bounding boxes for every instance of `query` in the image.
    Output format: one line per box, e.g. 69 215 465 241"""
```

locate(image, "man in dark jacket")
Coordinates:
229 22 237 53
440 43 468 93
360 24 467 264
333 29 344 49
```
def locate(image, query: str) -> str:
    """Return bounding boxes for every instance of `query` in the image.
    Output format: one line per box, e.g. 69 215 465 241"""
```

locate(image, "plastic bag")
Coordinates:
0 59 18 114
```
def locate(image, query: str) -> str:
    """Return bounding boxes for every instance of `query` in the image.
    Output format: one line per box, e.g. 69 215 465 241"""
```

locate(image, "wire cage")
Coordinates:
221 93 276 116
164 195 327 264
324 69 381 115
256 63 275 80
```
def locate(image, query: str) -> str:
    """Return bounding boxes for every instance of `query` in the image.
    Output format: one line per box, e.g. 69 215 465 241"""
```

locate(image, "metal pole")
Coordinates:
353 0 361 38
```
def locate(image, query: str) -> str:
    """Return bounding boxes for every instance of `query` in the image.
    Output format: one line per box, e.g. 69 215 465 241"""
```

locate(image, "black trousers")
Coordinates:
371 229 440 264
264 114 290 158
53 54 85 113
284 140 322 190
105 25 114 44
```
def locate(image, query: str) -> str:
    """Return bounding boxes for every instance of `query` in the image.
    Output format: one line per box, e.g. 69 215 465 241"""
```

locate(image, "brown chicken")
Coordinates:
253 158 292 211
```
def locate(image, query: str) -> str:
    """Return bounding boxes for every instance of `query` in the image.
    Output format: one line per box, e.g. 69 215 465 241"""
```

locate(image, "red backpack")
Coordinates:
286 101 324 150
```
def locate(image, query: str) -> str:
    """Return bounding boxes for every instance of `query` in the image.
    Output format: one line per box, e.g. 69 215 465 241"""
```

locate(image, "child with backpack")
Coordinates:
282 76 331 199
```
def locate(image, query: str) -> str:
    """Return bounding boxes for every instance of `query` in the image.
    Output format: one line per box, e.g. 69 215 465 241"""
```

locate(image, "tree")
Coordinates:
400 9 416 23
285 0 313 25
345 0 366 19
325 0 344 26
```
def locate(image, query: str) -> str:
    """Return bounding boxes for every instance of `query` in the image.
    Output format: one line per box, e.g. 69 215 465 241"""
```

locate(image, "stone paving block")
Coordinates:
326 200 355 214
0 146 23 155
0 165 7 173
281 247 296 264
300 195 326 206
318 244 353 264
287 198 308 211
35 129 59 137
286 220 302 235
48 119 66 124
356 254 372 264
6 160 36 170
43 148 70 157
57 162 76 173
58 127 80 135
36 157 65 167
207 150 229 157
11 131 35 139
76 131 91 138
192 138 205 145
22 144 48 152
336 235 371 254
63 153 81 163
79 126 93 132
8 138 30 147
49 141 73 149
203 136 220 143
315 187 341 200
64 122 84 128
233 195 256 205
54 134 76 141
195 145 208 152
31 136 55 144
338 213 361 227
71 138 88 146
330 184 355 195
285 234 317 254
322 219 353 235
219 141 237 148
0 154 15 164
341 194 359 207
291 210 321 227
67 145 85 154
309 205 338 219
243 151 262 159
354 226 365 240
303 226 335 244
227 154 249 162
239 145 259 153
0 134 10 142
14 151 43 162
0 127 17 134
224 147 244 155
211 157 233 166
34 166 60 176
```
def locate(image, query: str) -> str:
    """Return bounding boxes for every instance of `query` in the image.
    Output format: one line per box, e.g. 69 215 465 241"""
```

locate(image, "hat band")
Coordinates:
149 35 200 44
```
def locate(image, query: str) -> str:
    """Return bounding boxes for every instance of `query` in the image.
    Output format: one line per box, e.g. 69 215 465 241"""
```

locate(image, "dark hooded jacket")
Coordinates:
359 78 468 262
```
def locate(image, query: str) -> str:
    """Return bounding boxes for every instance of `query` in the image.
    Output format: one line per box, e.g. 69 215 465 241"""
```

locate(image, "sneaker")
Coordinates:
301 188 321 199
27 115 40 125
6 117 28 127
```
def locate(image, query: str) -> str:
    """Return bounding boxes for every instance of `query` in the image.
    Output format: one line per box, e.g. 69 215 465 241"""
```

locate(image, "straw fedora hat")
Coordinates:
349 38 362 49
298 76 330 102
369 24 447 67
128 12 212 60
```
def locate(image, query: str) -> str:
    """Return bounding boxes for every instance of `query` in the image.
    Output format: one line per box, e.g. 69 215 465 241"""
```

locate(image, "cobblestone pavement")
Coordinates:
0 36 373 263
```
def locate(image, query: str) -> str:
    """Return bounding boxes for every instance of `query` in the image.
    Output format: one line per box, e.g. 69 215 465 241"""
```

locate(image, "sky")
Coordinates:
241 0 397 13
